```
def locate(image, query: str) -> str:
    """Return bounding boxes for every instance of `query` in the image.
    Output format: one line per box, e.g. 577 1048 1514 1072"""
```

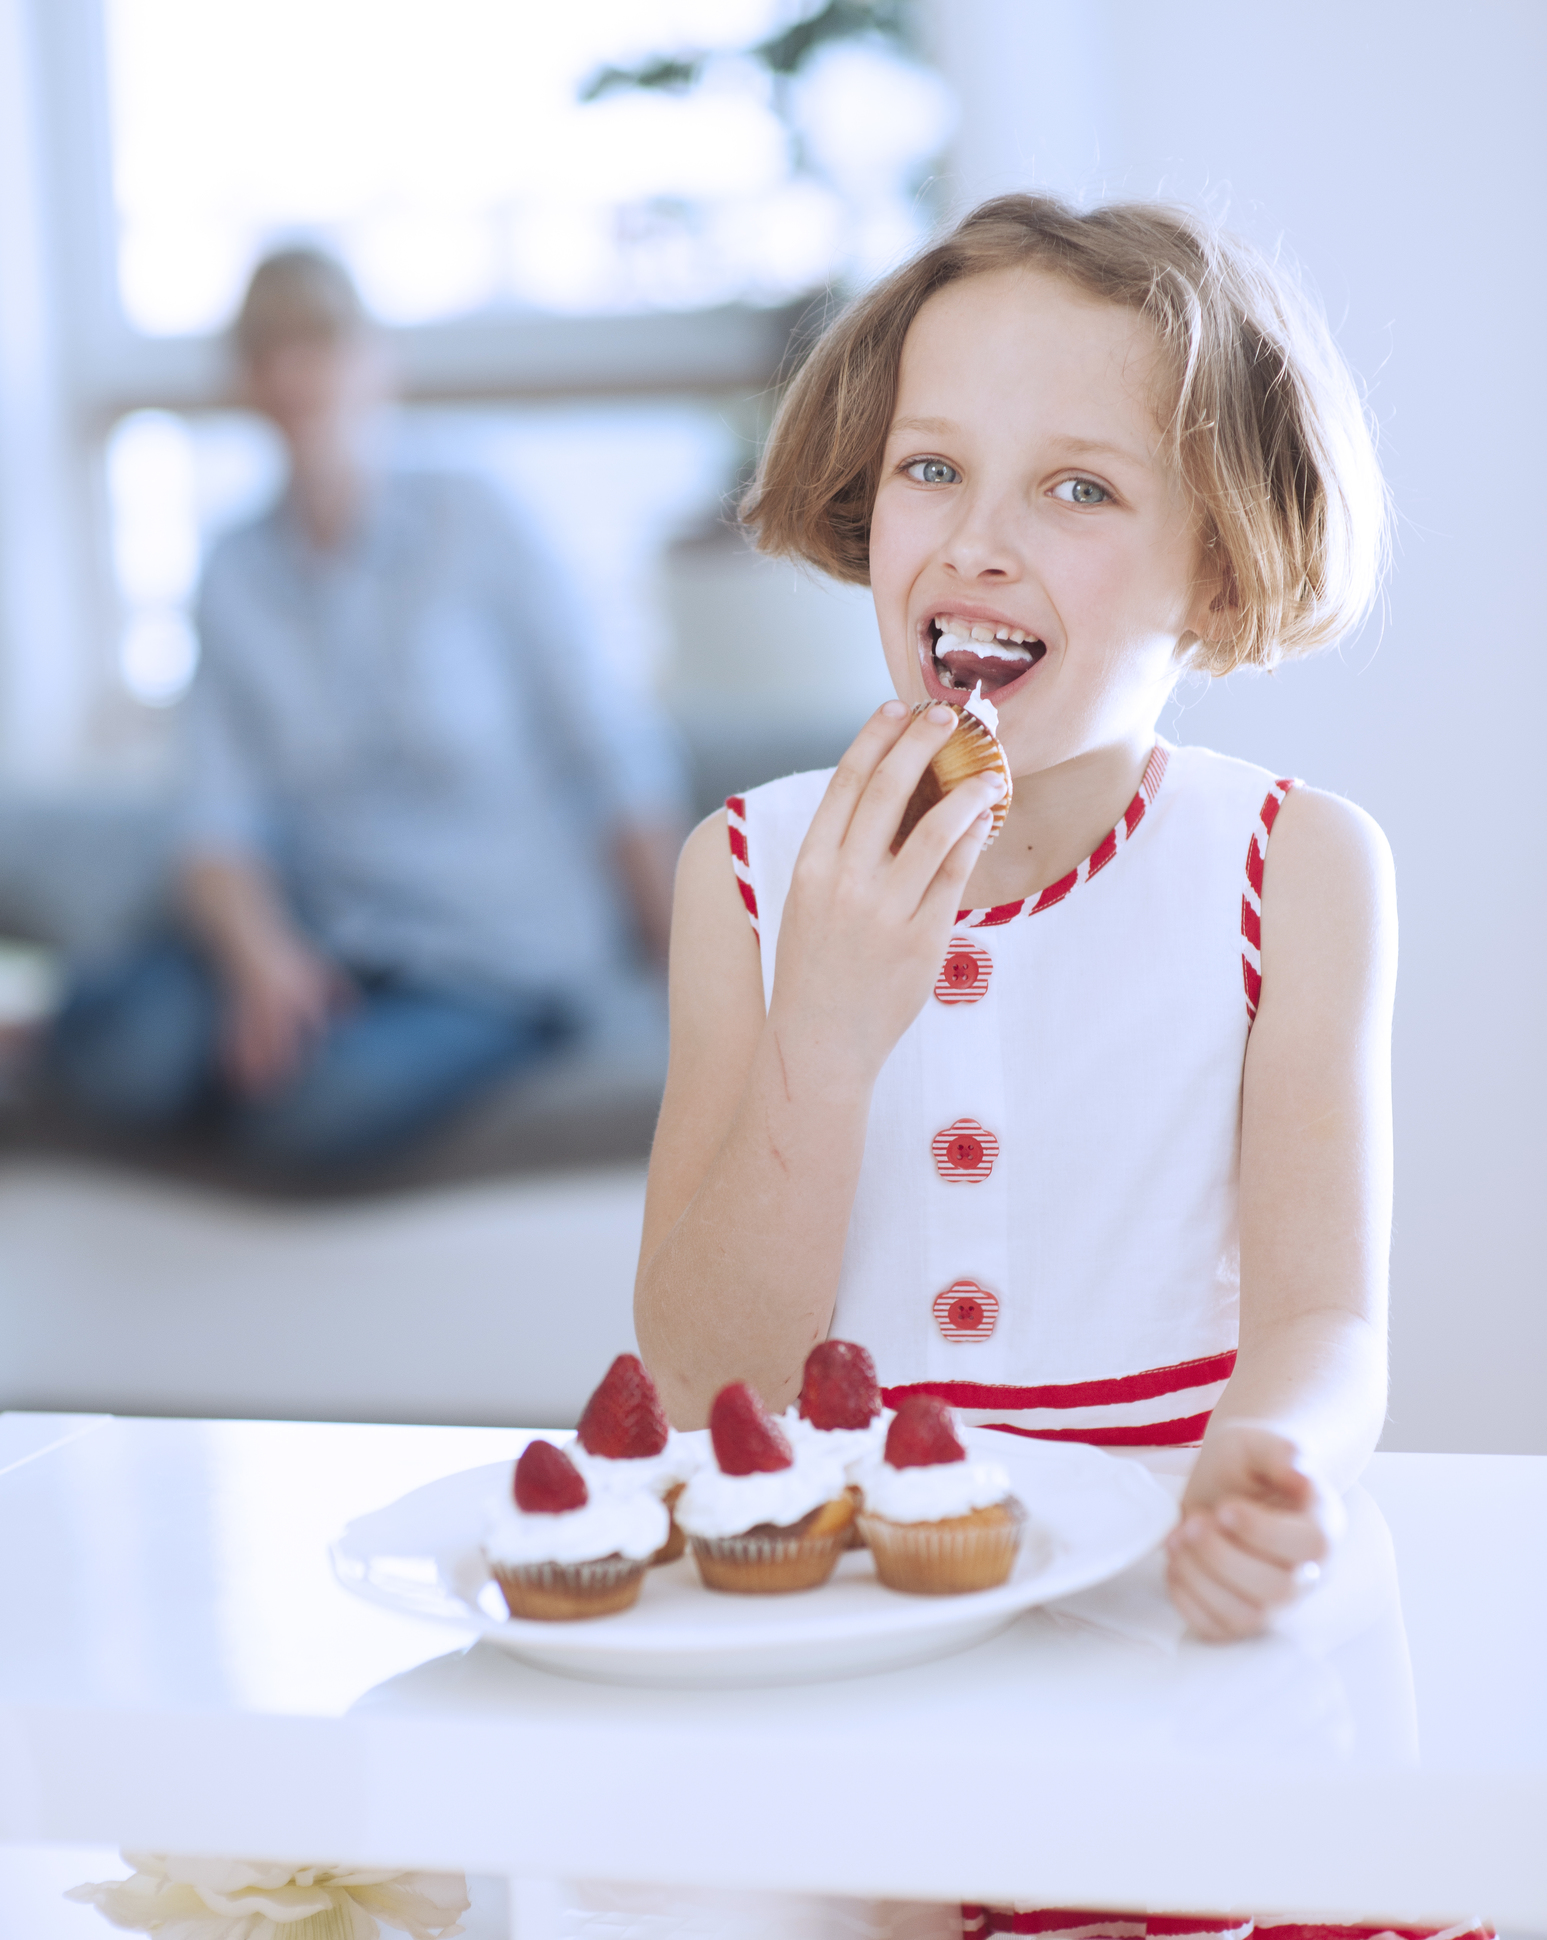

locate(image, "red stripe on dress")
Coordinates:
981 1410 1215 1447
1243 958 1262 1014
735 876 759 922
962 1915 1248 1939
1087 827 1118 877
1246 832 1265 898
727 824 749 865
883 1349 1236 1413
726 794 746 818
724 796 759 930
1240 895 1261 951
1032 868 1079 913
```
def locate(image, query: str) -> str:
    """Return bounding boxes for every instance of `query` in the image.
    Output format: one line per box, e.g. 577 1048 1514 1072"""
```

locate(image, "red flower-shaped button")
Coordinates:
931 1117 998 1182
933 1280 1000 1342
935 935 993 1005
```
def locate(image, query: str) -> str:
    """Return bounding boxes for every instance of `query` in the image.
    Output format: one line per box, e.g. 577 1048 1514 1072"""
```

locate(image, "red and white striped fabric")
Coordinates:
1241 777 1297 1023
725 794 759 937
729 742 1298 1449
963 1915 1493 1940
885 1348 1236 1447
953 745 1169 931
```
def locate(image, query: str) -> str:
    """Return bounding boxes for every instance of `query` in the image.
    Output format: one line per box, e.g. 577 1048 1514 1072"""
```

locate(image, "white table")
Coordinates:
1 1414 1542 1928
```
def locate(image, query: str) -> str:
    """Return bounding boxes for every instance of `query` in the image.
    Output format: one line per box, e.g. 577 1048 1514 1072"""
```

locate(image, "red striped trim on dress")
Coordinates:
884 1350 1235 1449
963 1913 1251 1939
884 1349 1237 1414
964 1919 1493 1940
724 795 760 937
1242 778 1296 1024
956 744 1169 929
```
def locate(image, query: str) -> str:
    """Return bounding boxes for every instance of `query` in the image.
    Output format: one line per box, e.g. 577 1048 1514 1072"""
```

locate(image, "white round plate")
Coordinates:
331 1431 1176 1688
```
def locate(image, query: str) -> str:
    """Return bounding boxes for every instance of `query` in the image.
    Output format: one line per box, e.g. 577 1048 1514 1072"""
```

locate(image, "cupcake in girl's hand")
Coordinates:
569 1352 705 1564
856 1395 1024 1595
484 1439 667 1621
676 1382 854 1593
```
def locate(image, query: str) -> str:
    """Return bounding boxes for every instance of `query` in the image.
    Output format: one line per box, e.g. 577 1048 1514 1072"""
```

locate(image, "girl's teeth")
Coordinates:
970 624 996 642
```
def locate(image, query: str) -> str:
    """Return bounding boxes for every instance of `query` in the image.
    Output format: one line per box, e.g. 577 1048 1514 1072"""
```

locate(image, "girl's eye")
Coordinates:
905 458 960 485
1052 477 1110 505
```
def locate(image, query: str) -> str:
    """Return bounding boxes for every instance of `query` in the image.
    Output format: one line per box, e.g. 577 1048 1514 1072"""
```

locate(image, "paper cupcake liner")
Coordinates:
857 1496 1026 1595
490 1554 648 1621
689 1520 850 1595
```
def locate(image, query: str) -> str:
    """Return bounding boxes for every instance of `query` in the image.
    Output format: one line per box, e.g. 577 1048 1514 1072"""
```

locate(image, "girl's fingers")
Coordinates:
804 701 919 850
1214 1496 1330 1568
1167 1543 1268 1638
841 704 963 855
1168 1512 1298 1609
912 795 1000 924
1166 1570 1237 1644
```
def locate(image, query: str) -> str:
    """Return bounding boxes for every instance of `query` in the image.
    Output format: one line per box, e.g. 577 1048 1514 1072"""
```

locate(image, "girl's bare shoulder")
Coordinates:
1260 784 1397 1005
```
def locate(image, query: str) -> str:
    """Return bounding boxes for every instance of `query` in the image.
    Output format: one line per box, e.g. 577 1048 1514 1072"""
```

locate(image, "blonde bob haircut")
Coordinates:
741 194 1388 674
233 247 368 362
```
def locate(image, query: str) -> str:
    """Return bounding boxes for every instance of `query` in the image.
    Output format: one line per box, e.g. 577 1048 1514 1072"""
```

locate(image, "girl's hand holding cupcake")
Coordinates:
1164 1423 1345 1642
769 699 1004 1081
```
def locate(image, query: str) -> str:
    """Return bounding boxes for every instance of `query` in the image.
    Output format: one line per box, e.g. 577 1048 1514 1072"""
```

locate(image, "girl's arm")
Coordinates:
1166 786 1398 1640
635 702 1001 1427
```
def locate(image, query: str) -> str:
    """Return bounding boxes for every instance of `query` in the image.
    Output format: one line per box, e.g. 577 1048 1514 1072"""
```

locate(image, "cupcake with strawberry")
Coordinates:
568 1353 705 1563
856 1394 1025 1595
484 1438 667 1620
676 1381 854 1593
784 1340 891 1479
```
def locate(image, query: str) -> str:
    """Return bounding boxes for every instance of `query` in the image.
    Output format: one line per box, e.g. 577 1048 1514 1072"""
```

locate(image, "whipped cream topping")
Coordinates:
676 1444 847 1540
963 681 999 736
781 1405 892 1483
483 1482 667 1566
570 1426 708 1501
857 1453 1012 1525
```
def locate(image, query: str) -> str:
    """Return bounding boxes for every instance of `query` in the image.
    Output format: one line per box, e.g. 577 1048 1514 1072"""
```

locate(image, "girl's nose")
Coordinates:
940 490 1023 582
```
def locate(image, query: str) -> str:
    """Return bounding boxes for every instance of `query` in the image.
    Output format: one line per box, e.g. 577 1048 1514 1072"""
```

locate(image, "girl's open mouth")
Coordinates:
923 616 1047 698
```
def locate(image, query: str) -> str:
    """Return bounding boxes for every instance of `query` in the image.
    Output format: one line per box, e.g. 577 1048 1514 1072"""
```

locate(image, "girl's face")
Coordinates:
869 267 1212 777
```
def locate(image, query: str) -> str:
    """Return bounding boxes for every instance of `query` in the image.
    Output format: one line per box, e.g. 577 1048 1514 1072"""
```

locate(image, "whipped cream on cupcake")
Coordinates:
484 1482 666 1565
857 1451 1011 1525
570 1427 707 1499
782 1407 890 1479
676 1444 847 1540
483 1440 667 1566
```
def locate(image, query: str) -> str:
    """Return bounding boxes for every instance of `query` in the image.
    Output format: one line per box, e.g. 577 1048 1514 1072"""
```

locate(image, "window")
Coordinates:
103 0 955 333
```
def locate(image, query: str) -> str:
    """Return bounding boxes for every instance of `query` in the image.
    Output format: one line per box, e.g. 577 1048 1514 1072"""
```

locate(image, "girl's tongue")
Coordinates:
933 619 1046 693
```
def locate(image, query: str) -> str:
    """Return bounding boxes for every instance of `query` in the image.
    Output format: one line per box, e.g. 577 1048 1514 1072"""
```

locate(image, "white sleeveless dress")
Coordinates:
728 741 1293 1450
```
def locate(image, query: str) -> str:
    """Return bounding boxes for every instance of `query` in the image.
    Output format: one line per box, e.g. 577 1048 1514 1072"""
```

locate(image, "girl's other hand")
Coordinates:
1164 1422 1345 1643
768 699 1002 1079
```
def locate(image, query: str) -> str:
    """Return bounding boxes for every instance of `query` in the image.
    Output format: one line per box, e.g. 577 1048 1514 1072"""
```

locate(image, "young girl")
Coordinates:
635 195 1468 1937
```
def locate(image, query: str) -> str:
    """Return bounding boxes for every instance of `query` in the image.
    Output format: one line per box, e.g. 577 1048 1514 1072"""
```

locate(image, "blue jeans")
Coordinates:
47 940 575 1171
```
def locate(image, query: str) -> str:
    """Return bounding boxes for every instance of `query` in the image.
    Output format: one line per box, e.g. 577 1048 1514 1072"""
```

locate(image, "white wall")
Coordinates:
928 0 1547 1453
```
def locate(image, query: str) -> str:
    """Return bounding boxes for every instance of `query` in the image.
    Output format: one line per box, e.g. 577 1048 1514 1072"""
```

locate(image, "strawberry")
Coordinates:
797 1339 881 1431
884 1394 967 1469
709 1382 794 1475
577 1353 670 1460
514 1439 588 1513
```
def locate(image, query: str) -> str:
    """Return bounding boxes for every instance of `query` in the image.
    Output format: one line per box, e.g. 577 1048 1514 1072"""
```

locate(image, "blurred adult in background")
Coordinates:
48 248 686 1172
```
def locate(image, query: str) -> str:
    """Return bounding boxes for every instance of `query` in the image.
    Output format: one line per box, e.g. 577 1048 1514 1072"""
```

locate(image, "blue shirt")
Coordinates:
184 471 686 1006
